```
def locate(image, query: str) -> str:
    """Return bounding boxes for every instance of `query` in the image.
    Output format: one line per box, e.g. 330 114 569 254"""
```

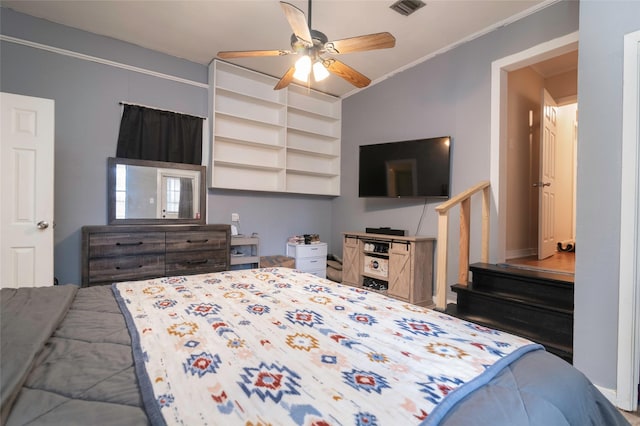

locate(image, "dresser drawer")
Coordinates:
296 256 325 271
89 254 165 283
165 249 228 275
166 231 227 252
288 243 328 259
89 232 165 257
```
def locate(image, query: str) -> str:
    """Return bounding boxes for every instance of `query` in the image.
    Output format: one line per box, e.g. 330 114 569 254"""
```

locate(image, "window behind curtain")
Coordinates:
116 104 203 165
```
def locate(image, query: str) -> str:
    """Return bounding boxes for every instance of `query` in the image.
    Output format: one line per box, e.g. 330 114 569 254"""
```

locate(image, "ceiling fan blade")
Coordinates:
217 50 292 59
274 67 296 90
323 58 371 88
324 32 396 55
280 2 312 46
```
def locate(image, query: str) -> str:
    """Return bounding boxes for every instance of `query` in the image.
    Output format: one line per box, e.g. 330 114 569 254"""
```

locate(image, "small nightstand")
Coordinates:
230 236 259 269
286 242 327 278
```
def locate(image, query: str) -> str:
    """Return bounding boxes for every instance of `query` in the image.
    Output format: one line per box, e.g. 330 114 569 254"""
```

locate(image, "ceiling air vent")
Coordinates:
390 0 426 16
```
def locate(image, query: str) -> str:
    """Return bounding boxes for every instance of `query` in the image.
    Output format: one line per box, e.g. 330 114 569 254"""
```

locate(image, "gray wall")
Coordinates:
574 0 640 389
0 7 333 285
333 2 579 265
206 189 332 257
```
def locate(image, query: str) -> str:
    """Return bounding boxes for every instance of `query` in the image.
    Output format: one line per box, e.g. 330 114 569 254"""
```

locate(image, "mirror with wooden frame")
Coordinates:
108 157 206 225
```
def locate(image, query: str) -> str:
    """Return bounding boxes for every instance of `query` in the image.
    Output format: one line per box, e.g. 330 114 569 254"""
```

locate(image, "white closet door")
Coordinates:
0 92 55 288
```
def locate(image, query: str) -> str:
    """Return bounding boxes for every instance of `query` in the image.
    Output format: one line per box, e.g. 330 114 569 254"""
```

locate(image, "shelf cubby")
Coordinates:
288 85 340 119
287 110 340 138
212 164 284 192
214 114 284 147
215 90 285 126
286 150 339 176
214 139 285 170
287 129 340 157
215 61 285 105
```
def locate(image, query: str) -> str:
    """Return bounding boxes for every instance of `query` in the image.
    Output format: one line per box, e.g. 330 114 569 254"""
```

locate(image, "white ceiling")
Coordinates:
2 0 553 97
530 49 578 78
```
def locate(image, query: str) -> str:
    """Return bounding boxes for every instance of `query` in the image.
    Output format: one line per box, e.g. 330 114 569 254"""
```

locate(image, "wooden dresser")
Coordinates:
81 224 230 287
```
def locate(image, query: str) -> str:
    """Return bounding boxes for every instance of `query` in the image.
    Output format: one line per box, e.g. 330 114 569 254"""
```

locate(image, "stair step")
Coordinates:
469 263 573 310
452 284 573 349
452 283 573 315
445 303 573 363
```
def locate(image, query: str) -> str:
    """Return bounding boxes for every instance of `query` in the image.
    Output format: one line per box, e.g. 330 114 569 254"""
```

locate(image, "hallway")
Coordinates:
507 251 575 275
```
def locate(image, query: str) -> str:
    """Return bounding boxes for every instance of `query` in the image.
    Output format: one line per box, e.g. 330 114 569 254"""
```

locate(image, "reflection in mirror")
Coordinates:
114 164 198 219
108 157 206 225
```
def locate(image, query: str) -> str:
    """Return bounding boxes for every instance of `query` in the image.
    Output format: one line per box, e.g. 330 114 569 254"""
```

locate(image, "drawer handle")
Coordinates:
115 265 143 270
309 260 318 263
186 259 208 265
116 241 143 246
187 239 209 244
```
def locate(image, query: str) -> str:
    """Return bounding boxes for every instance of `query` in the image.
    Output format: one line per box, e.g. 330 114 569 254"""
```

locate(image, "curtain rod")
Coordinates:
119 101 207 120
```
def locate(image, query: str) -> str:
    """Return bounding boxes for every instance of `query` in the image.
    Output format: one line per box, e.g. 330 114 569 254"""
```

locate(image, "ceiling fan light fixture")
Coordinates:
220 1 395 90
293 55 312 82
313 61 330 82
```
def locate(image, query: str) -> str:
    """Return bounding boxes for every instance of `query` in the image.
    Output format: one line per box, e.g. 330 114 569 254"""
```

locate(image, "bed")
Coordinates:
1 268 629 425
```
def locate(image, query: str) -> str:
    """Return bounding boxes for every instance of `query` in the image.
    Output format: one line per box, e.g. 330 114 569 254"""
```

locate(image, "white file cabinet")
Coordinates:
286 242 327 278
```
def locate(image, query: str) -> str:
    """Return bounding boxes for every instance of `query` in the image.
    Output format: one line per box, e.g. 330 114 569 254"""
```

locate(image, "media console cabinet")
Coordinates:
342 232 435 307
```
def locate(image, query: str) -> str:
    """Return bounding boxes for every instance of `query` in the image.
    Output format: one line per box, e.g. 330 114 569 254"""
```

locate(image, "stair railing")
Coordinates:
434 181 491 310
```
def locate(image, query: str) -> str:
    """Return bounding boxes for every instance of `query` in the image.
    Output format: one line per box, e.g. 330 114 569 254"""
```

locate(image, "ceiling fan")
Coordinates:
217 0 396 90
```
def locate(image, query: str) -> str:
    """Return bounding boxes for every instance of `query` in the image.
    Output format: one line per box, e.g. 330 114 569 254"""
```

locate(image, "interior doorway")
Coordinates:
503 51 578 274
491 31 639 410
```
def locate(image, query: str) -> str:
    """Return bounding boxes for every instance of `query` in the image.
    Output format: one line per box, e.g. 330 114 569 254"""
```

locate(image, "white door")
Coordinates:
0 92 55 288
538 89 558 260
617 29 640 412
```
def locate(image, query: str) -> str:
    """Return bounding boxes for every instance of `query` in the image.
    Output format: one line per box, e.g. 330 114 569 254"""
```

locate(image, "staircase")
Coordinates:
444 262 574 363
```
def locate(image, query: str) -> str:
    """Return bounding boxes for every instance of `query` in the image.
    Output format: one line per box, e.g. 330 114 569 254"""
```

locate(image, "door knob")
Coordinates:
532 182 551 187
37 220 49 229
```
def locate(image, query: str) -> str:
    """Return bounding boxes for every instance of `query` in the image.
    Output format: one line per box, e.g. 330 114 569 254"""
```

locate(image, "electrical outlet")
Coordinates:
231 213 240 222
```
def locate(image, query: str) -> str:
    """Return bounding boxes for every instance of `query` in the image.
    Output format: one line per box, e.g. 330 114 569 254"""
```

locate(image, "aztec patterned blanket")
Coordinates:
113 268 542 426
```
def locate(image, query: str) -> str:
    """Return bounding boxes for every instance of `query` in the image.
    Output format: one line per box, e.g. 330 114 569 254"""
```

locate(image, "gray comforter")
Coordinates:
434 348 629 425
0 285 630 426
1 286 147 425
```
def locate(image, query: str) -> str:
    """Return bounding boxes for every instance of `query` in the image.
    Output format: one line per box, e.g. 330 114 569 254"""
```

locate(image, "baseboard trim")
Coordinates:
506 248 536 260
596 385 618 407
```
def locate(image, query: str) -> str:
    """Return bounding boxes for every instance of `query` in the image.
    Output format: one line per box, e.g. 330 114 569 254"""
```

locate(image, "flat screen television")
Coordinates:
358 136 451 198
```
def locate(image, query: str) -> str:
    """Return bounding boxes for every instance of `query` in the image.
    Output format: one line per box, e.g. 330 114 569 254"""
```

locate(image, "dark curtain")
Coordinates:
178 177 194 218
116 105 202 165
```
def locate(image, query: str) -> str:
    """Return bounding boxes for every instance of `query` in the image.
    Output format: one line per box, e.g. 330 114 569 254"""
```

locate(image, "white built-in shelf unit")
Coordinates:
210 60 341 196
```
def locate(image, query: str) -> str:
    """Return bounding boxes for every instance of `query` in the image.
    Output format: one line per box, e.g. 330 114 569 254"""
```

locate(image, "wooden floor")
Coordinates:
506 251 575 275
619 407 640 426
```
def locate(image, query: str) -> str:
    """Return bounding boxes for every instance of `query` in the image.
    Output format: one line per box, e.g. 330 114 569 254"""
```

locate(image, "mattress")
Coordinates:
0 269 629 425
